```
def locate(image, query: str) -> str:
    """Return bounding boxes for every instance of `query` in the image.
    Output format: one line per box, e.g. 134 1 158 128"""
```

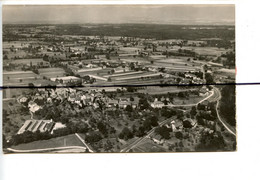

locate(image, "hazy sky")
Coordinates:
3 5 235 25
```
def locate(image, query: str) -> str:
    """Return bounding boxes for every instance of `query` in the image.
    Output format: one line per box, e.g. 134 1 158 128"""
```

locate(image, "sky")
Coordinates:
2 5 235 25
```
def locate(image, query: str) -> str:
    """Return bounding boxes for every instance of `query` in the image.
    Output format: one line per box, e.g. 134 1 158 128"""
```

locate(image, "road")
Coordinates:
7 146 87 153
75 133 94 152
120 86 236 152
213 87 236 136
165 90 214 107
120 117 174 152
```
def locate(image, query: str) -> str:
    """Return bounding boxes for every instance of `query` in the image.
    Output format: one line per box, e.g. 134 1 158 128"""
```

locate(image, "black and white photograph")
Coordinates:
2 4 236 153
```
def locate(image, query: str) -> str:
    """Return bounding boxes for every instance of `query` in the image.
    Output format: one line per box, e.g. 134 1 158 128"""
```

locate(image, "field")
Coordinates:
38 67 65 78
137 86 197 95
216 68 235 75
10 58 47 66
113 72 161 81
78 68 114 77
3 71 41 86
181 46 228 56
172 95 206 105
10 134 86 151
103 71 143 78
132 139 167 152
120 56 202 72
2 41 40 49
3 50 28 59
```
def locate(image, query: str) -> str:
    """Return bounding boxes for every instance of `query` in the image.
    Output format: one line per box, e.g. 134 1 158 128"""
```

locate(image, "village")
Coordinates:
2 24 236 153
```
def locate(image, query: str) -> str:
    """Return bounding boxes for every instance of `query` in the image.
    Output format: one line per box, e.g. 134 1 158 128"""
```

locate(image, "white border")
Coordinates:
1 1 260 180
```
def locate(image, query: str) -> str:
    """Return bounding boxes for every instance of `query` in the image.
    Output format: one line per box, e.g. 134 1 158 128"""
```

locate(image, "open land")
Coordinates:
2 23 236 153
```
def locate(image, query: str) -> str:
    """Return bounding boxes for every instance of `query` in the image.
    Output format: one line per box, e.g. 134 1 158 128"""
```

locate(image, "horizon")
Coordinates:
3 5 235 25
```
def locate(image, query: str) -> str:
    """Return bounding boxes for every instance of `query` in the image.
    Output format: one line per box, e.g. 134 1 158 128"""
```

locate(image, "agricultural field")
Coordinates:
132 139 167 152
181 46 228 56
10 58 48 66
120 57 151 65
3 71 41 86
170 95 206 105
137 86 197 95
2 41 39 49
78 68 114 77
3 50 28 59
119 47 140 53
38 67 65 79
112 72 160 81
9 134 86 151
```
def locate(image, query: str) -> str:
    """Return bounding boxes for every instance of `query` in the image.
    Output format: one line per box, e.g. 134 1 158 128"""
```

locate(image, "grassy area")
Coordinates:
137 86 193 95
10 134 86 150
3 99 31 140
182 46 228 56
134 139 167 152
38 67 65 78
3 71 41 86
11 58 46 66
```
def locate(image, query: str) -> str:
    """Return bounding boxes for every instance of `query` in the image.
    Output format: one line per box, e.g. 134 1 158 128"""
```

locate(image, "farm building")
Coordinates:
50 76 81 84
17 119 55 134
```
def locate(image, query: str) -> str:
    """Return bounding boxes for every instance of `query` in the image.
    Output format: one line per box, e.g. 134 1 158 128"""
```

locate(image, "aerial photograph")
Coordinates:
2 5 236 153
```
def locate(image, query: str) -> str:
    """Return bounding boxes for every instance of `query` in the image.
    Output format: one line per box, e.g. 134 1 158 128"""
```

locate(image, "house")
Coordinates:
171 120 183 131
108 99 119 107
68 93 76 102
119 100 131 109
28 101 41 113
151 101 164 108
50 76 81 84
150 134 164 145
183 118 197 128
199 86 209 96
130 97 140 108
18 96 28 103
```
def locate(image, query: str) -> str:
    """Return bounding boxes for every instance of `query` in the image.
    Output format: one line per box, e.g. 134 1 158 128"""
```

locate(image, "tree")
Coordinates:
3 134 8 148
219 85 236 126
135 126 145 137
205 73 214 84
97 121 108 136
149 115 159 127
85 132 102 143
126 86 136 92
183 120 192 128
106 53 110 60
143 119 152 131
125 105 133 112
3 54 8 60
155 126 171 139
118 127 133 140
196 132 226 152
191 106 197 117
175 131 183 140
139 97 150 110
28 83 34 87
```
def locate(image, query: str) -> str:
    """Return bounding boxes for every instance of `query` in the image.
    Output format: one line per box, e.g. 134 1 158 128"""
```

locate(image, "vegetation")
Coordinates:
219 85 236 126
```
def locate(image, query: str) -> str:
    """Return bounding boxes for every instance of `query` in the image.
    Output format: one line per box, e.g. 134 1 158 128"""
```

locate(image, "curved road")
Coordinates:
120 86 236 152
213 87 236 136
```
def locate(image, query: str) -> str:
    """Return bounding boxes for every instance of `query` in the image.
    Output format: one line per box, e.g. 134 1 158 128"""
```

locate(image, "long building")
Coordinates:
17 119 55 134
